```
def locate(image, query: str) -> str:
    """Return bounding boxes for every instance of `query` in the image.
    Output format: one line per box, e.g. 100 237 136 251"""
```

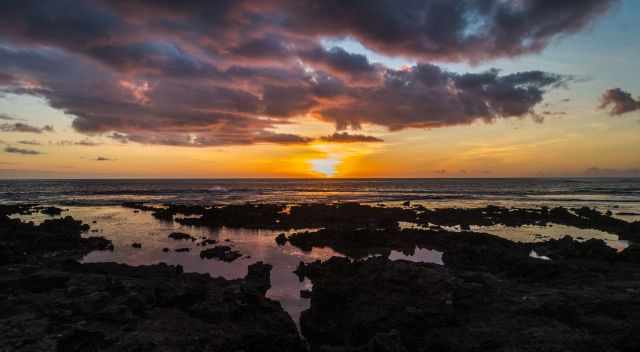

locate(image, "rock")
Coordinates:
245 262 273 294
275 233 288 245
175 247 190 252
620 244 640 263
200 239 217 246
0 261 304 352
168 232 195 241
532 236 617 261
162 247 170 252
131 242 142 249
40 206 64 216
56 329 107 352
199 246 242 262
300 289 312 299
299 256 640 351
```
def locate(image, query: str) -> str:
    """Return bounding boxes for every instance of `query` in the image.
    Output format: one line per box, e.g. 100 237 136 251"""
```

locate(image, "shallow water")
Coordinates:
3 179 640 218
12 204 632 325
388 248 444 265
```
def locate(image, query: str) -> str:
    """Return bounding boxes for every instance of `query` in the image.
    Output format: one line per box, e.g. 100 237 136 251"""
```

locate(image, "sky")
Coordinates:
0 0 639 178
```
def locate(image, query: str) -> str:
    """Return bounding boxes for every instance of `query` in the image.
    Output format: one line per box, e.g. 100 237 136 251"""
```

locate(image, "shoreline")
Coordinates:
2 202 640 351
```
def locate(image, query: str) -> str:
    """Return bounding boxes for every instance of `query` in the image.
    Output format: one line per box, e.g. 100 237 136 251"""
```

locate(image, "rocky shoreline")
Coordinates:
1 202 639 351
0 205 304 351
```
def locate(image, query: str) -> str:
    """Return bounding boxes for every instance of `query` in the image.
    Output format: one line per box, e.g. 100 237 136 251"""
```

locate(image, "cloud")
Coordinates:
318 132 383 143
0 0 615 147
0 113 23 121
0 122 54 133
317 65 572 130
583 167 640 177
599 88 640 116
298 46 382 84
280 0 617 62
17 140 41 145
53 139 101 146
95 156 112 161
4 146 42 155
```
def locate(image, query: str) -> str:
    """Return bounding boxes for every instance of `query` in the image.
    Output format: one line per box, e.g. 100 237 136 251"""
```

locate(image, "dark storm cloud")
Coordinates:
0 0 616 146
0 122 54 133
317 65 571 130
4 146 42 155
108 130 312 147
17 140 41 145
599 88 640 116
280 0 617 62
319 132 383 143
299 47 382 84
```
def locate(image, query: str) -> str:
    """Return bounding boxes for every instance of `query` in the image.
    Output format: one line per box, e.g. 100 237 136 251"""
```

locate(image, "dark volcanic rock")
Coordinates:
200 239 217 246
245 261 272 294
0 214 111 265
40 206 64 216
620 244 640 263
298 256 640 351
531 235 617 261
200 246 242 262
275 233 288 245
168 232 195 241
0 261 304 351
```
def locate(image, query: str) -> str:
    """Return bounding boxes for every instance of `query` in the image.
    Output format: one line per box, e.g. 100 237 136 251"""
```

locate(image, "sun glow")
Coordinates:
310 155 340 177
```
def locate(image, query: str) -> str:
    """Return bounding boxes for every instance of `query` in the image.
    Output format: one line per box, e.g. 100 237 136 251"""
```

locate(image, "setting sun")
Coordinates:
310 155 340 177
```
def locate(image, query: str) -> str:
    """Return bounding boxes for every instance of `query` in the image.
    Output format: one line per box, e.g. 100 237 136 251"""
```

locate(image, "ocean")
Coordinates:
2 178 640 213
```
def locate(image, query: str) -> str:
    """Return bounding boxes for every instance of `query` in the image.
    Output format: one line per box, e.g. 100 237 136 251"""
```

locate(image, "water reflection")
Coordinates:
14 206 337 325
388 248 444 265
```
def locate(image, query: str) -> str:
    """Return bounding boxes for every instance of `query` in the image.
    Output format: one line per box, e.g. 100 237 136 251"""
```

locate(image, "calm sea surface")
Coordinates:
4 178 640 326
2 178 640 211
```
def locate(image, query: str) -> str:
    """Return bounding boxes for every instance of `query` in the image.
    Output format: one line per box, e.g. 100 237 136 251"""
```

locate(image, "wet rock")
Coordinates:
532 236 617 261
0 261 305 352
56 329 108 352
199 246 242 262
245 261 272 294
168 232 195 241
40 206 63 216
275 233 288 245
299 256 640 351
200 239 217 246
620 244 640 263
0 214 110 264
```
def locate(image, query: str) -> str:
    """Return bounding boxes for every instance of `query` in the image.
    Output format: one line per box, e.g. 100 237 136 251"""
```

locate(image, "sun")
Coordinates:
310 156 340 177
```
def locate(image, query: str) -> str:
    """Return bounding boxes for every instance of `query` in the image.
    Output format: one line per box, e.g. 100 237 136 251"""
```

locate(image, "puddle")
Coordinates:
14 206 336 326
471 223 628 251
529 250 551 261
388 248 444 265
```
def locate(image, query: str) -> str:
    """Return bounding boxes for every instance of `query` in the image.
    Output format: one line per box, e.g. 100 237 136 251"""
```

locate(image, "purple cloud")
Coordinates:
0 0 616 147
599 88 640 116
